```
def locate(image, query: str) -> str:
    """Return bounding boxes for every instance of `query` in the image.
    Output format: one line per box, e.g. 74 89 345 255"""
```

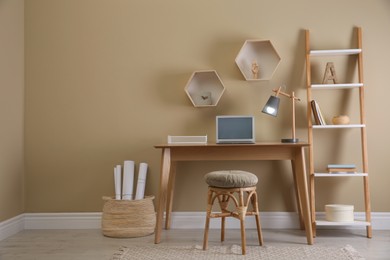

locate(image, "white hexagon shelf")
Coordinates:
235 40 281 81
184 70 225 107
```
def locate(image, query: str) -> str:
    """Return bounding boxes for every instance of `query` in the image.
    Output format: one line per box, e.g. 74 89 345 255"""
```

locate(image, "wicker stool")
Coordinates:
202 170 263 255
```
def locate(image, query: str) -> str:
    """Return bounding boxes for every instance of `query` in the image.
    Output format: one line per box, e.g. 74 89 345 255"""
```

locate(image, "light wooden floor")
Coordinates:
0 228 389 259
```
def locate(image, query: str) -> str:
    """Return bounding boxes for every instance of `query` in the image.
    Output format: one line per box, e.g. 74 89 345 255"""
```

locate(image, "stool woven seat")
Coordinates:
204 170 258 188
203 170 263 255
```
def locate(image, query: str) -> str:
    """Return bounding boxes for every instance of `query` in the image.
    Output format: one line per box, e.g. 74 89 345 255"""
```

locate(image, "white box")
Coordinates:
167 135 207 144
325 204 354 222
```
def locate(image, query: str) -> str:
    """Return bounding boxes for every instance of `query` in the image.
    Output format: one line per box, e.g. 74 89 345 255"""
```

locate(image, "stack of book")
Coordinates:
327 164 356 174
311 100 326 125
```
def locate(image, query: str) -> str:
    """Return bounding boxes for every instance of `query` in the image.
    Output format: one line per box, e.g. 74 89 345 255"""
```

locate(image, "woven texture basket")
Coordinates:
102 195 156 238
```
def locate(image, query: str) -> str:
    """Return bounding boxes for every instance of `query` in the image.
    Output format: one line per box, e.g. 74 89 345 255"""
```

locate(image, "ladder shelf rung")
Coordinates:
311 83 363 89
310 49 362 56
314 173 368 177
312 124 365 129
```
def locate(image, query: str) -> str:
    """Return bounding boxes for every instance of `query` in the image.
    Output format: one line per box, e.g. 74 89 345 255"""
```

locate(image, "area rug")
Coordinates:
110 244 365 260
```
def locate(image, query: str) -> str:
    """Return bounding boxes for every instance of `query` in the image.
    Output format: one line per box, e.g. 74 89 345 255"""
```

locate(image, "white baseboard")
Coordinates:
23 212 102 230
1 212 389 241
169 212 301 229
0 214 24 241
167 212 390 230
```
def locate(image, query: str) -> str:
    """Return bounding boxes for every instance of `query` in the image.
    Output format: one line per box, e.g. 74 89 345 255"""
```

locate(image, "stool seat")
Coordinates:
204 170 258 188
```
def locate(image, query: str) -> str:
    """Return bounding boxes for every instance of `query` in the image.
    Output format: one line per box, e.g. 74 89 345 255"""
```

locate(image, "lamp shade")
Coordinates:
262 95 280 117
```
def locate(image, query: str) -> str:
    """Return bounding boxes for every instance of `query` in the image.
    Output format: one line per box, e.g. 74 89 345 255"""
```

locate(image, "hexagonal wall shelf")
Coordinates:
184 70 225 107
235 40 281 81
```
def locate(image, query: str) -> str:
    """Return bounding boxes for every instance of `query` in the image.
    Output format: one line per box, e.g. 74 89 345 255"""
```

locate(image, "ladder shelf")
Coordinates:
305 27 372 239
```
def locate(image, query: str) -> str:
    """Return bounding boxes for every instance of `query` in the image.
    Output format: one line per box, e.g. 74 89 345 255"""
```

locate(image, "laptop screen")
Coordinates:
216 116 255 144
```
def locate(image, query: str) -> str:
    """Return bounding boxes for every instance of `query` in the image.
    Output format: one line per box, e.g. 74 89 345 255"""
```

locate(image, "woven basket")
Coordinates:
101 195 156 238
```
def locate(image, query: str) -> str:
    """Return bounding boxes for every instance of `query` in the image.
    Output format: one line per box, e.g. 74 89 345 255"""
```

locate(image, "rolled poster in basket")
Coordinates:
122 160 135 200
135 163 148 200
114 165 122 200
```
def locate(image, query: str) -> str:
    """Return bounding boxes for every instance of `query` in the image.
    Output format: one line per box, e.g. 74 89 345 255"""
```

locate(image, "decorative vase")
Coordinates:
332 115 350 125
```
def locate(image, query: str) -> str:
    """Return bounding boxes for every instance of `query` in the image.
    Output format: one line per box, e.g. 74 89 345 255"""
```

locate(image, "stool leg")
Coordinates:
238 190 247 255
251 192 263 246
219 194 229 242
239 213 246 255
203 189 213 250
221 215 225 242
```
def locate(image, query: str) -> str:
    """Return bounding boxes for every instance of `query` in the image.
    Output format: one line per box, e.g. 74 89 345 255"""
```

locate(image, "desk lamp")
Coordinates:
262 86 301 143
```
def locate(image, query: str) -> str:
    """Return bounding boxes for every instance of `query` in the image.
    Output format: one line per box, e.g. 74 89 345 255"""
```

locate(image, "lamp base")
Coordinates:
281 138 299 143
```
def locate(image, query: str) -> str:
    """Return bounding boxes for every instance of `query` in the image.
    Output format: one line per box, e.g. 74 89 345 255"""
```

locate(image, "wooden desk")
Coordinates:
154 142 313 245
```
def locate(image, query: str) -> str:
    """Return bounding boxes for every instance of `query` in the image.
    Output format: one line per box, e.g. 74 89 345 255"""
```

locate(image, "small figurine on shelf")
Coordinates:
251 60 259 79
196 91 212 106
322 62 338 84
332 115 350 125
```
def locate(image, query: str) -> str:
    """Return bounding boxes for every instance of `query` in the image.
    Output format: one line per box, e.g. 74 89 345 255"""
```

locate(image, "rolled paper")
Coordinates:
114 165 122 200
122 160 135 200
135 162 148 200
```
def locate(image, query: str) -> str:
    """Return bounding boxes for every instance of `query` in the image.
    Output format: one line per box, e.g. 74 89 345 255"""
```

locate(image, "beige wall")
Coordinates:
0 0 24 222
21 0 390 214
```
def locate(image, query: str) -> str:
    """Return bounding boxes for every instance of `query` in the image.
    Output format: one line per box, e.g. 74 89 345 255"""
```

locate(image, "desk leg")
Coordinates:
155 148 171 244
310 171 317 237
291 160 304 230
165 163 177 229
294 147 314 245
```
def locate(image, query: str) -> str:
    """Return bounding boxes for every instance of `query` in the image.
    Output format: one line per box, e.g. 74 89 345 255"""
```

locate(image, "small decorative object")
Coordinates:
325 204 354 222
251 60 259 79
194 91 212 106
322 62 338 84
332 115 350 125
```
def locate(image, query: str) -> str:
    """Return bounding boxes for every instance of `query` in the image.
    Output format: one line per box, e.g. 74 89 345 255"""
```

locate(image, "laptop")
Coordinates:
216 115 255 144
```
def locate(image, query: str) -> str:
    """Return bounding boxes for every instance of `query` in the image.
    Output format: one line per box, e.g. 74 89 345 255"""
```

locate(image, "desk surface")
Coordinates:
155 142 309 148
155 142 309 161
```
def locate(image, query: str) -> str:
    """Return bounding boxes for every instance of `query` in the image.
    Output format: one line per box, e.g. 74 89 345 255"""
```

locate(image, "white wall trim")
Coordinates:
168 212 390 230
24 212 102 229
1 211 389 241
0 214 24 241
169 212 301 229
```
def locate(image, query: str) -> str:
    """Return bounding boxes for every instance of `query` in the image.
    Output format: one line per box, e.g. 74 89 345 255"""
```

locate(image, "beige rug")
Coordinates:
110 244 365 260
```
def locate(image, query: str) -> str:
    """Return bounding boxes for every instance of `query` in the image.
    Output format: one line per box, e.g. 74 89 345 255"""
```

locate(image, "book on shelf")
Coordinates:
327 164 357 173
310 100 320 125
310 100 326 125
328 168 357 173
327 164 356 169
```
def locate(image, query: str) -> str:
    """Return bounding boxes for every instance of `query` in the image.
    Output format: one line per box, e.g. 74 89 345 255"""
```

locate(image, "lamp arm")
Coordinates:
272 87 301 101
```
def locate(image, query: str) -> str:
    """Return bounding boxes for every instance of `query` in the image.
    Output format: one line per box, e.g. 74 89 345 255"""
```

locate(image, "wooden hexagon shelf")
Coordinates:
235 40 281 81
184 70 225 107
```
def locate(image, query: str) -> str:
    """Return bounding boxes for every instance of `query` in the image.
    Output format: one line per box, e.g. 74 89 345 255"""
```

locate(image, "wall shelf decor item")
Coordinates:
235 40 281 81
322 62 338 84
305 27 372 237
184 70 225 107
